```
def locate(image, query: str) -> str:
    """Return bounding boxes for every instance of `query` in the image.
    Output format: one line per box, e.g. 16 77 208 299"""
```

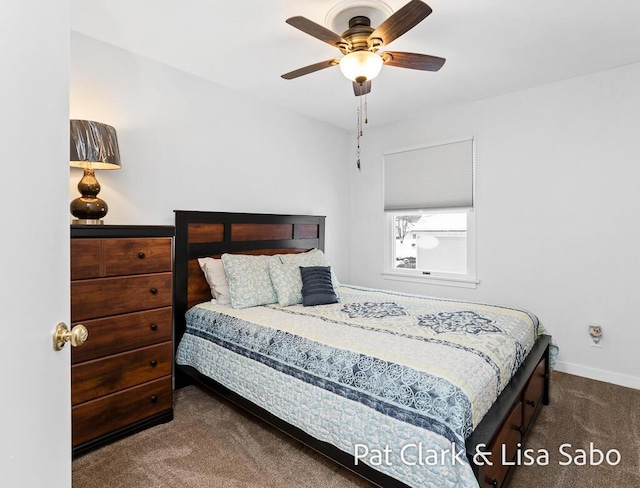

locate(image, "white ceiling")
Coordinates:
71 0 640 130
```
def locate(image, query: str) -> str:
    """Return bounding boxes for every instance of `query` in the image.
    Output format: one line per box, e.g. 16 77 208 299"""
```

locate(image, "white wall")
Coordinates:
349 62 640 389
70 33 352 280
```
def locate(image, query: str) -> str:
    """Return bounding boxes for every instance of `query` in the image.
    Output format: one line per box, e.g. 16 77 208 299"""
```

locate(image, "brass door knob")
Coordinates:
53 322 88 351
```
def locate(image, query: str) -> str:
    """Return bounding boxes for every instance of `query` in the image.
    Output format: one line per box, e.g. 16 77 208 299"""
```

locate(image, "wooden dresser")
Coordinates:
70 225 174 456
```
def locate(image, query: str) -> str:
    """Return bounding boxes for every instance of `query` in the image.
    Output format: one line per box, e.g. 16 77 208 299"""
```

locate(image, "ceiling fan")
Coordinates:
281 0 445 96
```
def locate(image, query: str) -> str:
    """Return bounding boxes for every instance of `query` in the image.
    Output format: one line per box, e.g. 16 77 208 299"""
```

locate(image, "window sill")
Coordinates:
381 271 479 289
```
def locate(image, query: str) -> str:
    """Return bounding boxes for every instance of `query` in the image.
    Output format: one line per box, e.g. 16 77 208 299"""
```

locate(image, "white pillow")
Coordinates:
221 254 279 309
197 257 231 305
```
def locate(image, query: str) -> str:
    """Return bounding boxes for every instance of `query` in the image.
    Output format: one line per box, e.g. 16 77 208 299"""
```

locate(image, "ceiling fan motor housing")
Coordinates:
338 16 379 54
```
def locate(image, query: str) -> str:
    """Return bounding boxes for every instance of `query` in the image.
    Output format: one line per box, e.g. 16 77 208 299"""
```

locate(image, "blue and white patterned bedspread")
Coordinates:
176 285 550 488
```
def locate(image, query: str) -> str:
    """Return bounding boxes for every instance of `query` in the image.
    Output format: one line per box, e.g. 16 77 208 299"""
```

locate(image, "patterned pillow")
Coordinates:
221 254 278 309
268 258 304 307
300 266 338 306
279 249 340 289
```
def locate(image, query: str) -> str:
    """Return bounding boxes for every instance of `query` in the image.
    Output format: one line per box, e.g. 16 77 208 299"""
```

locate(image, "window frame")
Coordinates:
382 208 478 288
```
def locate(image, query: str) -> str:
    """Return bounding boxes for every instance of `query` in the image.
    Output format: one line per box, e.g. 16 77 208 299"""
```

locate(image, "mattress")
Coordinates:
176 285 549 488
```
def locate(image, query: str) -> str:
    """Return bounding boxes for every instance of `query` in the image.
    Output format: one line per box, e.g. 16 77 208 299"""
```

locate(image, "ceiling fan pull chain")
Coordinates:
356 101 362 170
364 94 368 125
359 93 364 136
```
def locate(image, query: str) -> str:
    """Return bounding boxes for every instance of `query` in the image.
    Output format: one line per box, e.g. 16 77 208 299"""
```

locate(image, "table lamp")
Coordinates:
69 119 121 225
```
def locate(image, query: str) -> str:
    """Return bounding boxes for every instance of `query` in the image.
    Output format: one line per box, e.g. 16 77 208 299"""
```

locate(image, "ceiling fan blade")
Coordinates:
383 51 445 71
369 0 432 47
353 80 372 97
281 59 340 80
286 16 345 48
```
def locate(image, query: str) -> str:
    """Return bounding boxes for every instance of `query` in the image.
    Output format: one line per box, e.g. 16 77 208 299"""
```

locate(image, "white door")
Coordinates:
0 1 71 487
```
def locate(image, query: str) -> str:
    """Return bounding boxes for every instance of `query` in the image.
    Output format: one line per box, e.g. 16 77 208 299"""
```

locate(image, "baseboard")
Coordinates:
555 361 640 390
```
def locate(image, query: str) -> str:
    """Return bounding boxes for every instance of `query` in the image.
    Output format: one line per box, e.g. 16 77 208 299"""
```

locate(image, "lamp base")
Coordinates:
72 219 105 225
70 168 110 223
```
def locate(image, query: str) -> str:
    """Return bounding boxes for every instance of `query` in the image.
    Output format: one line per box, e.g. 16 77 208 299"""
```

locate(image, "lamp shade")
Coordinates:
70 120 121 170
339 51 383 83
69 120 121 224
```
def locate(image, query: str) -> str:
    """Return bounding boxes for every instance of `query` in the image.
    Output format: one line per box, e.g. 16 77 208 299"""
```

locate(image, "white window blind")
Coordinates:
384 138 474 211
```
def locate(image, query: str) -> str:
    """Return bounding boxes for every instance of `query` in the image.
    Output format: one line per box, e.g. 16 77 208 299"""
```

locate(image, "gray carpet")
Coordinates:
509 372 640 487
73 372 640 487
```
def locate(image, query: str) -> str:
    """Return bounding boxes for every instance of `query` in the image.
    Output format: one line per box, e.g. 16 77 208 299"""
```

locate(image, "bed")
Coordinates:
173 210 553 488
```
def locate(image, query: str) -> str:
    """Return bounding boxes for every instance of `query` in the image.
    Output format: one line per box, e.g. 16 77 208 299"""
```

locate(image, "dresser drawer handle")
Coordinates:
150 395 158 403
150 324 158 331
138 251 146 259
150 287 158 295
526 400 536 408
150 360 158 367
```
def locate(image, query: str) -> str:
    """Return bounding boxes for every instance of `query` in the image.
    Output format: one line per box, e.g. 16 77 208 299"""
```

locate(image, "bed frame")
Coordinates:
173 210 551 488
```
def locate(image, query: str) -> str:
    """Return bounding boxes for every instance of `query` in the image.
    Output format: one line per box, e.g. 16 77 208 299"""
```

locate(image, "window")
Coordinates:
383 138 477 287
387 210 475 282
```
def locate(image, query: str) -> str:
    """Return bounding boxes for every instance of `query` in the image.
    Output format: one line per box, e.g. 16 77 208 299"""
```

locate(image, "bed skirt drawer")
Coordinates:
522 357 546 430
72 342 172 405
72 307 172 364
481 401 523 488
72 376 172 447
71 272 172 321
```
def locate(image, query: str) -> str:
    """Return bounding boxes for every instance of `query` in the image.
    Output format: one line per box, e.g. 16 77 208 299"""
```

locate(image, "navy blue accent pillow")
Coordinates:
300 266 338 306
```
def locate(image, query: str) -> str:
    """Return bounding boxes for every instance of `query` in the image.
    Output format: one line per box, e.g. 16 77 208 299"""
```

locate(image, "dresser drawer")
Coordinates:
70 239 102 281
72 376 172 447
72 307 172 364
71 237 171 280
105 238 172 276
71 272 172 321
72 342 172 405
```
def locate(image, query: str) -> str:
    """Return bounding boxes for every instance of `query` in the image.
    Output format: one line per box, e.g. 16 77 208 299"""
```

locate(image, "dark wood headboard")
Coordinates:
173 211 326 379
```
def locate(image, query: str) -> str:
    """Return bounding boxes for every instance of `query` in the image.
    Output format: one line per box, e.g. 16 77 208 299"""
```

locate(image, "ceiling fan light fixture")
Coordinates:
339 50 383 83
